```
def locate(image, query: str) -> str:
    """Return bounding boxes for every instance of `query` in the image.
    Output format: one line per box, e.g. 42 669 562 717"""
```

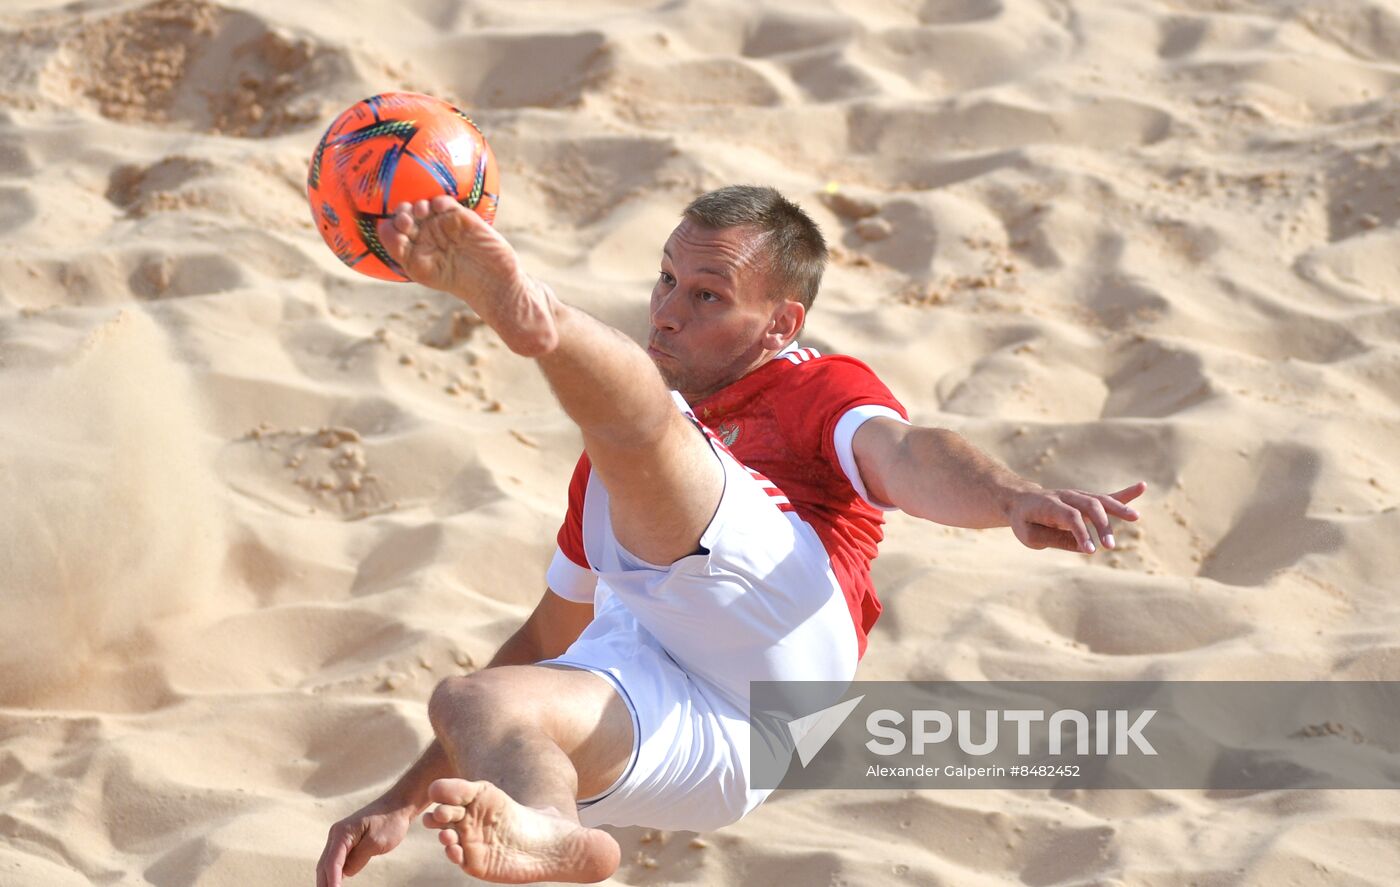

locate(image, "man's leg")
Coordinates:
421 664 635 882
377 199 722 879
380 197 722 566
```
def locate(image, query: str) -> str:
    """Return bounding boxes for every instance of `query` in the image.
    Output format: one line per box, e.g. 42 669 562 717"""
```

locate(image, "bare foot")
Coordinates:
377 195 559 356
421 777 620 884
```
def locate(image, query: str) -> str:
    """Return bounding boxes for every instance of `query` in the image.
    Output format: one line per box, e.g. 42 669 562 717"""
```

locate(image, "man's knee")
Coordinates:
428 668 536 737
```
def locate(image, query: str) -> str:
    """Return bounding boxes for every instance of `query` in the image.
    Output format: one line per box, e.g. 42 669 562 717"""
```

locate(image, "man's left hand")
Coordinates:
1007 481 1146 555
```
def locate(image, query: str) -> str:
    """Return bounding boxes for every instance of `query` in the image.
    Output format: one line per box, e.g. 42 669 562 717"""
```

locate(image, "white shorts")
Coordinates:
541 431 859 831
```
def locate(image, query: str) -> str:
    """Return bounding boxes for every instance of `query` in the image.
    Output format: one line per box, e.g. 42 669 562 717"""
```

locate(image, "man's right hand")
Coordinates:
316 799 415 887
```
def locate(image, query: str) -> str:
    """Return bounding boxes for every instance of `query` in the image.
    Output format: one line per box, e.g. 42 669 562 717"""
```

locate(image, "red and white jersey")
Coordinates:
548 343 909 658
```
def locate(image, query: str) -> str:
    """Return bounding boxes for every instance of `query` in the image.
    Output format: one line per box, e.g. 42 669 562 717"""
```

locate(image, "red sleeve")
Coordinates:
555 451 591 569
807 356 908 469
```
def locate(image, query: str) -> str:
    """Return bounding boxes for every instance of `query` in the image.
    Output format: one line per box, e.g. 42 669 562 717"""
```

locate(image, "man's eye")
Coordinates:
659 271 675 285
699 291 719 302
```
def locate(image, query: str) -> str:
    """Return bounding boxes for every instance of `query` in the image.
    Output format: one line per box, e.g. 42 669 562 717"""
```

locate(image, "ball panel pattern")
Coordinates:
307 92 500 281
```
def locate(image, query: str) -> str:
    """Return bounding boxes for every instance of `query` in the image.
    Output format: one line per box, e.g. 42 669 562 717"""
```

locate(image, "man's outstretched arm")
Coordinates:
316 587 595 887
852 417 1145 555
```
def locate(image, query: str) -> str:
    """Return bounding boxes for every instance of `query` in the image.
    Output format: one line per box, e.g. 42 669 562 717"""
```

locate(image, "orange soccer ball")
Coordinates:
307 91 500 281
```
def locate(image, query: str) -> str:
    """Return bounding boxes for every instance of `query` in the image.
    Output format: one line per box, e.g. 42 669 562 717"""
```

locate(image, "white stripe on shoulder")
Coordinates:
774 342 823 366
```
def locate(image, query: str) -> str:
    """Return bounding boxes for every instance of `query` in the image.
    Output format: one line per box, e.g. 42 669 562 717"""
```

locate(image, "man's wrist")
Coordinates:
486 626 545 668
997 478 1043 523
380 738 458 815
374 784 429 817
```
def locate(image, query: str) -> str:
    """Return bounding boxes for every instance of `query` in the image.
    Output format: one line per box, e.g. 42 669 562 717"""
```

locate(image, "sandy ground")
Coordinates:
2 0 1399 884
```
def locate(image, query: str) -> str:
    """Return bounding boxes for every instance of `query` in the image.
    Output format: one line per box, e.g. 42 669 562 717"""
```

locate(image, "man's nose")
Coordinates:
651 289 683 331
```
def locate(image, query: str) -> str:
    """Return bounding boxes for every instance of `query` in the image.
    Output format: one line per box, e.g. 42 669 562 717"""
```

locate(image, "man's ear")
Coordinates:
764 300 805 350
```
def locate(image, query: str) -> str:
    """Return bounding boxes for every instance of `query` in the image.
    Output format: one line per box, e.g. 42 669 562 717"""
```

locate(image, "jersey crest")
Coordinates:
715 419 742 448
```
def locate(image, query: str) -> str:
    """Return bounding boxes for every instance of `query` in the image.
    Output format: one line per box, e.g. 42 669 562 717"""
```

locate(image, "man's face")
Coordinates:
647 220 789 401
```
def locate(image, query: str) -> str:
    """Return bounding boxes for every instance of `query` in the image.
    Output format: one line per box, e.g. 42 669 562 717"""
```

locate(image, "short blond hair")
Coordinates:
682 185 827 310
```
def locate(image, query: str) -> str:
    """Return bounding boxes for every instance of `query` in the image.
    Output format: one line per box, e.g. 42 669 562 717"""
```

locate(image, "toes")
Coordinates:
445 843 465 867
439 828 460 847
428 777 485 808
377 220 412 265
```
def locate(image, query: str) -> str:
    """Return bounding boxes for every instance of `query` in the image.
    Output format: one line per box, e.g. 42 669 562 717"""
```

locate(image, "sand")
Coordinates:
2 0 1398 884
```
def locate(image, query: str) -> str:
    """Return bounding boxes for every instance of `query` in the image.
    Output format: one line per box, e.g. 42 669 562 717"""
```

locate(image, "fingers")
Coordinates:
1019 481 1150 555
1100 494 1139 521
1015 498 1099 555
340 817 399 879
1109 481 1147 510
1062 491 1114 550
315 828 351 887
1051 503 1096 554
1021 522 1079 552
341 837 376 878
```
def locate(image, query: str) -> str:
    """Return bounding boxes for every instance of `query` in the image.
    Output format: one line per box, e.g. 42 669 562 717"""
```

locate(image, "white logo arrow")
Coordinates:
787 695 866 767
